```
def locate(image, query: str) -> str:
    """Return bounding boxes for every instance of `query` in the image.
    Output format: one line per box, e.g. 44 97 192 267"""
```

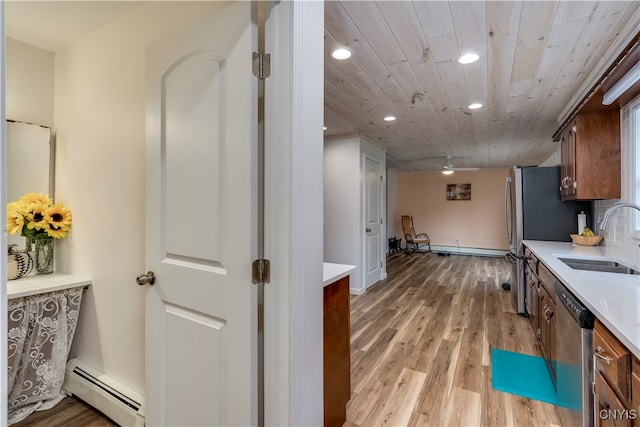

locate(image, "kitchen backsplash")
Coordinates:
594 100 640 264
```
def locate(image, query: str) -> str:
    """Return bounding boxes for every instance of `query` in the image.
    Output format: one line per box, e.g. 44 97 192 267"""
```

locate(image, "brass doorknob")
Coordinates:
136 271 156 286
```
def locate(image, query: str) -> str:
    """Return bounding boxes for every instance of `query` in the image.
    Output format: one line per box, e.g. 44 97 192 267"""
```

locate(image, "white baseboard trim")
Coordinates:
430 245 508 257
349 287 365 295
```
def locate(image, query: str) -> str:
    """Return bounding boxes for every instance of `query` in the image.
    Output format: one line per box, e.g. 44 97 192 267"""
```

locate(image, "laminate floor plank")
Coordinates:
11 397 117 427
346 253 567 427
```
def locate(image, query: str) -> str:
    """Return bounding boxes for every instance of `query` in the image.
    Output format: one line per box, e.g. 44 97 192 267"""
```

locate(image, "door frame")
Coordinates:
0 3 8 424
264 1 324 426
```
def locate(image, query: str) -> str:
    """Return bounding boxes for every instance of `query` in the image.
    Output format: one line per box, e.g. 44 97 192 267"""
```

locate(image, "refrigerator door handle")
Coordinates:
505 176 513 246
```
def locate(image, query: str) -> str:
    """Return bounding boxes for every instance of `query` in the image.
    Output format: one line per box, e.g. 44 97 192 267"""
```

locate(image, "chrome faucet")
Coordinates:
599 202 640 230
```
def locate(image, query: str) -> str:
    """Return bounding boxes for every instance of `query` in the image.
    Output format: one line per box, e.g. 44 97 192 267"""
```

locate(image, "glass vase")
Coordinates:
25 236 35 254
34 237 54 274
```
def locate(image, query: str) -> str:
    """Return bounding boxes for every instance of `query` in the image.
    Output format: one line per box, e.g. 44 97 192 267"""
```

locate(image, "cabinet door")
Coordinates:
631 357 640 427
538 285 546 350
549 298 556 379
560 126 576 198
595 320 631 403
538 284 556 379
526 268 539 338
561 110 621 200
539 286 550 361
595 370 633 427
575 110 621 200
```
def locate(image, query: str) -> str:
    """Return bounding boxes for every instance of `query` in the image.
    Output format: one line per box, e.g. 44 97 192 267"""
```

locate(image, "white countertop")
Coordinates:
524 240 640 358
323 262 356 287
8 272 92 299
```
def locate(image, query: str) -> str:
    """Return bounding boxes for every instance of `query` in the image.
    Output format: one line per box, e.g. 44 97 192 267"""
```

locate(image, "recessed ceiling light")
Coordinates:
458 53 479 64
331 47 352 60
323 126 327 130
468 103 483 109
384 115 396 122
442 170 454 175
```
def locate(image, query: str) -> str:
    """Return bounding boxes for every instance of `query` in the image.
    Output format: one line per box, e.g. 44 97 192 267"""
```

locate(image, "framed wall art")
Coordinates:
446 183 471 200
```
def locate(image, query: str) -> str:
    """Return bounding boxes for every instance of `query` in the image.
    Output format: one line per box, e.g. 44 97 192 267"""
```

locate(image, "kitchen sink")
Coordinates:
558 257 639 275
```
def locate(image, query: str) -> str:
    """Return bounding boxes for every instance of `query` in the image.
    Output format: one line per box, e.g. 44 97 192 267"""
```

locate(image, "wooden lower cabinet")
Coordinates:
527 266 539 338
524 247 556 383
595 370 632 427
632 357 640 426
323 276 351 427
594 320 638 427
538 283 556 381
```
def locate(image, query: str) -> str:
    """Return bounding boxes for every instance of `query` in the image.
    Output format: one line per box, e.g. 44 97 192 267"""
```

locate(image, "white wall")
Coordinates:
396 169 510 251
6 38 54 127
53 2 221 396
324 135 360 276
324 135 386 293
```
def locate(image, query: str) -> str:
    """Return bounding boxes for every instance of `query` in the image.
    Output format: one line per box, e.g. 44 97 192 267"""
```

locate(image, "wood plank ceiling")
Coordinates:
324 1 640 172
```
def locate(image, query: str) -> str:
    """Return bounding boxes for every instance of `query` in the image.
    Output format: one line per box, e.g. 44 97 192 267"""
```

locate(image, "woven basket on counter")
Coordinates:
570 234 603 246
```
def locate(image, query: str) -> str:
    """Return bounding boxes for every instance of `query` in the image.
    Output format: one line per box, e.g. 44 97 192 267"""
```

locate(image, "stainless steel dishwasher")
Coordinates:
555 280 595 427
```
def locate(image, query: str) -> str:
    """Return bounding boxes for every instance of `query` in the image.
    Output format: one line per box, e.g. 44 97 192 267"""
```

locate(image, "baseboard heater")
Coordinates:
430 245 508 257
62 358 145 427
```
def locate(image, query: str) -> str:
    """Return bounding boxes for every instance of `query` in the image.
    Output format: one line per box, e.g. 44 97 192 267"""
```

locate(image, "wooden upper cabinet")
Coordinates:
560 126 576 198
560 109 621 201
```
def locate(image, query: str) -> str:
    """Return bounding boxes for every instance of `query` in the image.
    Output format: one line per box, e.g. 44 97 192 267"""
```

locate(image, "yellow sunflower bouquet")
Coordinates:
6 192 73 241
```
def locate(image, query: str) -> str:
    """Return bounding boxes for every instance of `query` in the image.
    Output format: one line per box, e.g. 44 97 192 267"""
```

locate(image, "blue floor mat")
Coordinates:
491 348 571 408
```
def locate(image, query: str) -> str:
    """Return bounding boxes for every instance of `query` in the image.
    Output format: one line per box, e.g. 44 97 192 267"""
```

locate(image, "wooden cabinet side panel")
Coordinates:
574 110 621 199
323 276 351 427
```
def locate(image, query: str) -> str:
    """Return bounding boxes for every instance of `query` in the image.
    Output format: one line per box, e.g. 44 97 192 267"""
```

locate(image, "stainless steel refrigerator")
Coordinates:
504 166 592 315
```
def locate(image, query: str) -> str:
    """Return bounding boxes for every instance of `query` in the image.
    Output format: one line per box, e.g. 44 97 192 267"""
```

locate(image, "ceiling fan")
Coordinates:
408 155 480 173
441 156 480 173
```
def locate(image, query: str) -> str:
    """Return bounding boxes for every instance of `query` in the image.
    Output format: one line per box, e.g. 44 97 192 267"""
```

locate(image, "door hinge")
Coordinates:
380 175 383 181
252 258 271 284
380 261 383 267
380 218 383 224
252 52 271 80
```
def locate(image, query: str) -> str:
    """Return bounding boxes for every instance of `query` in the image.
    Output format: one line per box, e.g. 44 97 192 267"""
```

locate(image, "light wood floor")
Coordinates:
11 396 117 427
344 252 562 427
11 253 562 426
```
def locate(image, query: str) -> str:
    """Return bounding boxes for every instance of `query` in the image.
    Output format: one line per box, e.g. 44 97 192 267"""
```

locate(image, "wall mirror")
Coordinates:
7 120 54 247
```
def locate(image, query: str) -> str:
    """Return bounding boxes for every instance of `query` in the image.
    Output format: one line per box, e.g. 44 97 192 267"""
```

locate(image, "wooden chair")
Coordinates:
401 215 431 253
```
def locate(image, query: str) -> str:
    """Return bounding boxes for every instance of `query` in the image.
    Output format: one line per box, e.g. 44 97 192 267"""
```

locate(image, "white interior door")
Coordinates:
144 3 257 425
364 156 383 289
